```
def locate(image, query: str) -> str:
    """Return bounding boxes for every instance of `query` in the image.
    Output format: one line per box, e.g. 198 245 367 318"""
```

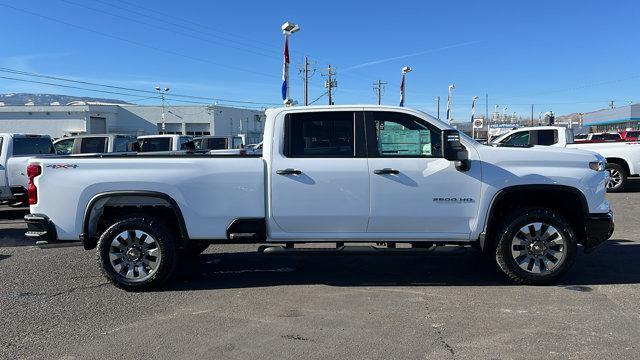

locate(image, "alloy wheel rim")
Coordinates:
606 169 622 189
510 222 566 274
108 229 161 282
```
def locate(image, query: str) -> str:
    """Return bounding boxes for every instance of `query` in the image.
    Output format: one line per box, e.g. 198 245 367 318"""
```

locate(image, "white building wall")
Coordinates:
0 104 266 140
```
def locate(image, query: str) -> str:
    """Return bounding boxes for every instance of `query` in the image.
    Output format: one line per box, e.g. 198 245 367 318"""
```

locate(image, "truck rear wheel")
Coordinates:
605 163 626 193
494 208 577 285
97 217 177 291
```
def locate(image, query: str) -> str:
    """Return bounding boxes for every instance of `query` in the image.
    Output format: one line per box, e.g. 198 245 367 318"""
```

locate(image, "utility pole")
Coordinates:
304 57 309 106
155 86 170 134
610 100 615 109
323 64 337 105
299 56 316 106
436 96 440 119
531 104 534 126
372 80 387 105
485 93 488 120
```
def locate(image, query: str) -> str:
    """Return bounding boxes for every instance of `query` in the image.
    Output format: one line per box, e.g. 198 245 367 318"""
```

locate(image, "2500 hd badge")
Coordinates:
433 197 475 203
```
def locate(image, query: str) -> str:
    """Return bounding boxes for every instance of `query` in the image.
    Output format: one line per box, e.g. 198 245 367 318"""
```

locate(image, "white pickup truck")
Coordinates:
491 126 640 192
0 134 55 206
25 106 613 290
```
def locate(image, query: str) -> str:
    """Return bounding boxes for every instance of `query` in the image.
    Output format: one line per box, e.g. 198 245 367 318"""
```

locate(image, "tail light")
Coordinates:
27 164 41 205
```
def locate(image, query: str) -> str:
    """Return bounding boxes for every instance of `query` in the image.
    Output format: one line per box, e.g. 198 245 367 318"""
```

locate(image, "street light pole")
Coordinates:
436 96 440 119
155 86 170 134
399 66 412 107
281 22 300 107
447 84 455 125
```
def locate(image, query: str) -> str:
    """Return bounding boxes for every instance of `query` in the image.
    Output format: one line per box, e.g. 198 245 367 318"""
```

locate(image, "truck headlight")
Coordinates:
589 161 606 171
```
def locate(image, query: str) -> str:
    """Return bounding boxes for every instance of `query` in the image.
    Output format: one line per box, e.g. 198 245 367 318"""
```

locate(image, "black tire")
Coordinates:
494 207 577 285
97 217 177 291
605 163 627 193
180 240 210 257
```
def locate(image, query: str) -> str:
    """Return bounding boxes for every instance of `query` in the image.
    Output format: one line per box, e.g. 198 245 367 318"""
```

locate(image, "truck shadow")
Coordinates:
621 178 640 193
165 239 640 291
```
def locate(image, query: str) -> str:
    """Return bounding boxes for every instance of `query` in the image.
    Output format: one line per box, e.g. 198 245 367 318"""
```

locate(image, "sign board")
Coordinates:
473 118 483 129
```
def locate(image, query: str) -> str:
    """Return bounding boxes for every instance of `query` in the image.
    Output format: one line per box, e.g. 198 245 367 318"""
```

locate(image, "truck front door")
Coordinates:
269 110 370 235
365 111 482 238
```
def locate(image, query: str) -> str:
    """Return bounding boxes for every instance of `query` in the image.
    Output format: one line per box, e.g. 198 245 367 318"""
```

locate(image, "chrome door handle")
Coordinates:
374 168 400 175
276 168 302 175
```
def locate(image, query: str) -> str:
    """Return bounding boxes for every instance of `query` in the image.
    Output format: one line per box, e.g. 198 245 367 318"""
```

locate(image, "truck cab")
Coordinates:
0 134 55 206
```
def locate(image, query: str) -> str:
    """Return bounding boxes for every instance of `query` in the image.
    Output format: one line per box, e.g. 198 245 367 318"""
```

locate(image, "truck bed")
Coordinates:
30 155 265 241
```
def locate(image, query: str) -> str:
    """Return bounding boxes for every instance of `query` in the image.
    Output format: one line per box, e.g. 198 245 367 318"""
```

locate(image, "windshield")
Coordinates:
13 137 55 155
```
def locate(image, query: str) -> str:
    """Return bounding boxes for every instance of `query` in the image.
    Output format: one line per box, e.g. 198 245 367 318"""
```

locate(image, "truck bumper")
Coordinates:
25 214 82 248
583 211 614 253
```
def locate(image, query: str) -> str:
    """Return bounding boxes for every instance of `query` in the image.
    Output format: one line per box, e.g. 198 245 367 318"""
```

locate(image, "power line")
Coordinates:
0 75 270 109
0 67 281 106
59 0 279 60
0 3 277 79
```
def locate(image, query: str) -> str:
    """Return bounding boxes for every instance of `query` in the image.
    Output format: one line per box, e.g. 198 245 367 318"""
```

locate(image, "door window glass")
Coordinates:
285 112 355 157
54 138 74 155
368 112 441 157
503 131 530 146
114 137 135 152
232 137 243 149
13 137 55 155
79 137 107 153
535 130 557 145
139 138 171 152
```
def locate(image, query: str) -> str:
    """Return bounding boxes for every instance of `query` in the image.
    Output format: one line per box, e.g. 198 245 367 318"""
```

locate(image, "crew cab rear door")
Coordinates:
269 110 370 235
365 111 482 238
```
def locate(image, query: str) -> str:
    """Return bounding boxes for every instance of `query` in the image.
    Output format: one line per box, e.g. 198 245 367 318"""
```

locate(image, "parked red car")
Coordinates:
619 130 640 141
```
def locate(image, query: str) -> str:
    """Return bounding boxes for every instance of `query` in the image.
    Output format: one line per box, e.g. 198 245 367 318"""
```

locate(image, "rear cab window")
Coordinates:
139 138 171 152
79 137 107 153
534 129 557 145
12 136 55 156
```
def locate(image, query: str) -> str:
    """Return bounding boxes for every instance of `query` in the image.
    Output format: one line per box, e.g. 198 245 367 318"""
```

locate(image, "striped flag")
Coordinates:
281 37 289 101
471 98 476 123
399 74 405 107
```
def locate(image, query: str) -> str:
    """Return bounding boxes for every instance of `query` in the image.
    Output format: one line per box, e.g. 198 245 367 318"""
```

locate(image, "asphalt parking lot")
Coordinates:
1 182 639 359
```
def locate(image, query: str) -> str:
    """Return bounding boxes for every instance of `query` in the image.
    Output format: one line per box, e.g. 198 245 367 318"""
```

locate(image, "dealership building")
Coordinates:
582 103 640 132
0 103 266 144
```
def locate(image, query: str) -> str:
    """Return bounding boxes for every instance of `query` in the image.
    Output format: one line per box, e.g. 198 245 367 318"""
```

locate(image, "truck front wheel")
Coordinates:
97 217 177 291
494 208 577 285
605 163 627 193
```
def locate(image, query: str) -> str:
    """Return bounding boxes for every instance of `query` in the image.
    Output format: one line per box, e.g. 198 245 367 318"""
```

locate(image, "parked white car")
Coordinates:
137 134 193 152
492 126 640 192
25 106 613 289
0 134 55 206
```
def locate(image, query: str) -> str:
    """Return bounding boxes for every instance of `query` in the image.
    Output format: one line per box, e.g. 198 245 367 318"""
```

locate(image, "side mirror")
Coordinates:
442 129 470 171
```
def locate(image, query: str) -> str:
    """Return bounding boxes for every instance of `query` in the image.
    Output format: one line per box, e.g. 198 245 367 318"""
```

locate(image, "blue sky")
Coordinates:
1 0 639 120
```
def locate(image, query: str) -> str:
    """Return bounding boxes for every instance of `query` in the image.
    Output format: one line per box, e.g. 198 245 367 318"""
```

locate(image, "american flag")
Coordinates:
399 74 405 107
281 37 289 101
